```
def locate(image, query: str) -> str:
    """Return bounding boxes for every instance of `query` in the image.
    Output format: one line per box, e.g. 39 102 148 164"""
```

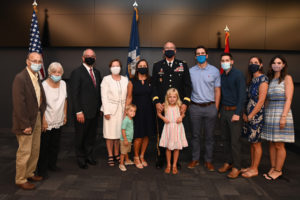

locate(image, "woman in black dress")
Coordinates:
126 59 155 169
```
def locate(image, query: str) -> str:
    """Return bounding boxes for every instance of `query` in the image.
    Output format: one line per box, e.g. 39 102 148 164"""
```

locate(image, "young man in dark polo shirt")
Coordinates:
218 52 246 179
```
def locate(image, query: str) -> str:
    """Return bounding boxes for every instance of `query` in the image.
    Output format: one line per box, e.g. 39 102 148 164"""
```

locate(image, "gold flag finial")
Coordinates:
33 0 38 13
133 1 139 22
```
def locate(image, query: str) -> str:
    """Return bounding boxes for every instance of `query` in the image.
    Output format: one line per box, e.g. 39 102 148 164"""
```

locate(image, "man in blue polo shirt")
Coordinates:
187 46 221 171
218 52 246 179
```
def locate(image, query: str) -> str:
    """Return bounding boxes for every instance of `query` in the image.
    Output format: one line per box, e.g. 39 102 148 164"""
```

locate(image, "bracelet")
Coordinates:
281 115 287 117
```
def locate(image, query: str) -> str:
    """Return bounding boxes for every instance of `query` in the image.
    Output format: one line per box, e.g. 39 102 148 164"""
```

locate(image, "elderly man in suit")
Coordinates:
12 52 47 190
70 49 102 169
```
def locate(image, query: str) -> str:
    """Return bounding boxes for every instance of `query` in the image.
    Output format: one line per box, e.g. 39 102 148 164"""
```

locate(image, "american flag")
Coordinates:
29 9 45 79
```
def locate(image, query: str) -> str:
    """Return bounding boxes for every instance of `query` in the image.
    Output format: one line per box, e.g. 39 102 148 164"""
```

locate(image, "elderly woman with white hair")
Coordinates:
36 62 67 178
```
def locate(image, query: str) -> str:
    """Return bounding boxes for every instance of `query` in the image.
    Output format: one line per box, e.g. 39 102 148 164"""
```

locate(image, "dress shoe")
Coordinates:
187 160 199 169
218 163 232 173
156 160 163 169
16 182 35 190
77 161 88 169
86 158 97 165
28 175 43 181
227 168 241 179
204 162 215 172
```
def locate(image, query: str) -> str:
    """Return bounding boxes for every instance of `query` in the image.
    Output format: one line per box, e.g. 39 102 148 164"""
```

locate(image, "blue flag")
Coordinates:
127 7 140 77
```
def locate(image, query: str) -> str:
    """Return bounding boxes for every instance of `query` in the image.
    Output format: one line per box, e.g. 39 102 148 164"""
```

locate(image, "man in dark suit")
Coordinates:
12 52 47 190
70 49 101 169
152 41 192 169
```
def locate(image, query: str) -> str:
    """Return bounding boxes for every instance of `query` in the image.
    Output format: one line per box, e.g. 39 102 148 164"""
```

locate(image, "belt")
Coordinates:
223 106 237 111
191 101 215 107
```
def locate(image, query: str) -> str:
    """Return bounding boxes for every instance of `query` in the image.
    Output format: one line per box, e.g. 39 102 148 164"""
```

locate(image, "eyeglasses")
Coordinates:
29 59 43 64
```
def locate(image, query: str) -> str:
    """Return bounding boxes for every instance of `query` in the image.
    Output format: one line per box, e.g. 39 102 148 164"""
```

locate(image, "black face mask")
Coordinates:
85 57 95 66
248 64 260 74
137 67 148 75
164 50 175 58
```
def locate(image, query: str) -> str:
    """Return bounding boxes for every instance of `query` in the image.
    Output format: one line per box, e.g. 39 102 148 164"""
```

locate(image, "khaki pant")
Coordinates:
15 113 41 184
120 141 132 154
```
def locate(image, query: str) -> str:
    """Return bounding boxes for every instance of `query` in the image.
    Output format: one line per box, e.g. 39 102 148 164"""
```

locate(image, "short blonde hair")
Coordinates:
48 62 64 75
126 104 137 112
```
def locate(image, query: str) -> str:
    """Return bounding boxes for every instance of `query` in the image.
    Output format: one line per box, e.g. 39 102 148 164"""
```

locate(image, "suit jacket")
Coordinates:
100 75 128 115
12 68 47 135
152 58 192 105
70 64 101 119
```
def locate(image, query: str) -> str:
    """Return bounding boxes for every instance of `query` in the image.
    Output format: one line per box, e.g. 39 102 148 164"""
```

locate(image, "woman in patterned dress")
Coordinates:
242 56 268 178
262 55 295 180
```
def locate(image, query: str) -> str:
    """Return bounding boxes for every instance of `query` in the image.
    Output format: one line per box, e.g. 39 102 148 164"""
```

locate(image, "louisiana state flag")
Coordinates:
127 6 140 77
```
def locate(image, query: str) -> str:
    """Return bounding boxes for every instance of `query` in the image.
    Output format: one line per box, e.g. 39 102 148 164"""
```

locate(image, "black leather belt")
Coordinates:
191 101 215 107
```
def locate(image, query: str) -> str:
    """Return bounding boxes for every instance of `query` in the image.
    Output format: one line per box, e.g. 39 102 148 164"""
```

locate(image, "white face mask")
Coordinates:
221 62 231 71
110 66 121 75
30 63 42 72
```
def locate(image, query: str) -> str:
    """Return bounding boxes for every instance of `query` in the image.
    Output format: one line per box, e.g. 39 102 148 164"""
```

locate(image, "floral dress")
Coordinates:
242 75 268 143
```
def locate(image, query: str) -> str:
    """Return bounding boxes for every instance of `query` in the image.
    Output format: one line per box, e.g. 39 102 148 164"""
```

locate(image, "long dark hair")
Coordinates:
267 55 288 84
246 56 264 86
134 59 151 81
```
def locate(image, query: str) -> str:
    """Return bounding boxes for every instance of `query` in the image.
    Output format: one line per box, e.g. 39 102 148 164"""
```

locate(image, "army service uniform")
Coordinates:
152 58 192 163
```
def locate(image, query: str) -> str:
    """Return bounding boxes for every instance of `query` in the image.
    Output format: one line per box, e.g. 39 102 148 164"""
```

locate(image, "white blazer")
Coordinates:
100 75 128 115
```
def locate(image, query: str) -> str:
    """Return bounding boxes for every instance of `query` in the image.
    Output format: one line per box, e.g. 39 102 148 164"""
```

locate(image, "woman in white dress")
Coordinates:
37 62 67 178
101 59 128 166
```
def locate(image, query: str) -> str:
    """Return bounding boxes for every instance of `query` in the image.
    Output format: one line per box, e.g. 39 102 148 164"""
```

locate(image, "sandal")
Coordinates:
241 167 250 173
263 167 275 178
264 169 283 181
164 166 171 174
108 156 115 167
241 169 258 178
172 166 178 175
140 155 148 167
114 155 120 164
134 157 143 169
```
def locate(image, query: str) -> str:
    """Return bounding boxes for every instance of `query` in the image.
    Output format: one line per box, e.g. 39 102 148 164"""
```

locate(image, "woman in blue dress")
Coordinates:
242 56 268 178
262 55 295 180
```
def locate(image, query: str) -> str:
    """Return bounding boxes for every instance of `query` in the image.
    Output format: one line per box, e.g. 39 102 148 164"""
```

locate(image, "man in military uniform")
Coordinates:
152 41 192 169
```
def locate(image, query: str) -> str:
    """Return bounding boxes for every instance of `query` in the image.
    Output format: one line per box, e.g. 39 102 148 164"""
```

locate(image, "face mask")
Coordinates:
221 62 231 71
248 64 260 74
30 63 42 72
137 67 148 75
164 50 175 58
50 75 62 82
110 66 121 75
85 57 95 66
272 64 283 72
196 55 206 64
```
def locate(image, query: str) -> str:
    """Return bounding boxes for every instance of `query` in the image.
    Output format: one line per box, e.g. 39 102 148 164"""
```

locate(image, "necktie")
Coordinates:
168 62 172 68
89 68 96 87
